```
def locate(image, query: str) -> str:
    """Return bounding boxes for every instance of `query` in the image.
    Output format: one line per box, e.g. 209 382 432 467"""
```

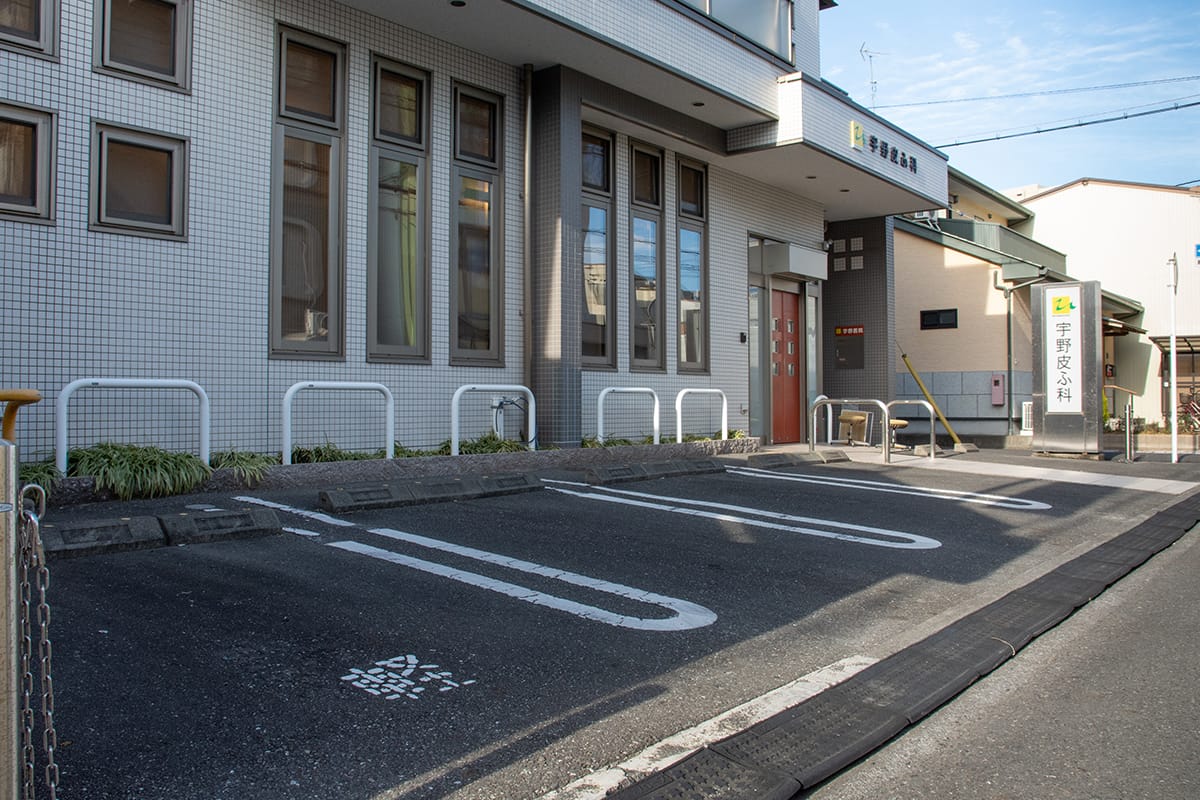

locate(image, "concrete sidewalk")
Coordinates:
807 523 1200 800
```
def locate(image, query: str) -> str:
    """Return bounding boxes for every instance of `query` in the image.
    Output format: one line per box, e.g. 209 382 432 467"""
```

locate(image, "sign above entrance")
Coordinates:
850 121 919 174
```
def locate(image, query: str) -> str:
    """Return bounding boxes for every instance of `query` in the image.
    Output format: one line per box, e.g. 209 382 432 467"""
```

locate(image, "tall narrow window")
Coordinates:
0 102 55 221
582 129 613 365
451 85 503 364
90 122 187 238
271 27 345 358
96 0 192 91
0 0 56 57
369 58 428 361
678 161 707 371
631 144 663 370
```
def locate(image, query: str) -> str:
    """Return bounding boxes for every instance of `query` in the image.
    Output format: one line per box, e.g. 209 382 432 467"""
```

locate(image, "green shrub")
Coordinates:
70 443 212 500
210 450 279 487
18 459 61 498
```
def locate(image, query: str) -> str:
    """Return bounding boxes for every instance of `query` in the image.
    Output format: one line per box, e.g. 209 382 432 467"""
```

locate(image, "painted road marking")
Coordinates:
283 527 322 537
836 451 1199 495
341 654 476 701
233 495 357 527
543 480 941 550
728 466 1052 510
332 536 717 631
235 497 717 632
538 655 877 799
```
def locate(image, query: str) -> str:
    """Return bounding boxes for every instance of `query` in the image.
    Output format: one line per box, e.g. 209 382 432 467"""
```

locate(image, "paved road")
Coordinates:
40 450 1198 799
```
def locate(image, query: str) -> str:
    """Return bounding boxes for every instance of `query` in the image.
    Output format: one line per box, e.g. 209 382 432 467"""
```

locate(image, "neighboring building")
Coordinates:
888 169 1143 438
1013 179 1200 427
1 1 947 460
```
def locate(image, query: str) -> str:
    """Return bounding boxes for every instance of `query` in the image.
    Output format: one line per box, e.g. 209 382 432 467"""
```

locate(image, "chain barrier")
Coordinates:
18 484 57 800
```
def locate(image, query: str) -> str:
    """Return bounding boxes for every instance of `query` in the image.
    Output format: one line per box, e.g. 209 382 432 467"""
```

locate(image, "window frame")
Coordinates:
89 120 188 239
270 25 345 360
453 83 500 169
581 128 615 368
0 0 57 59
677 159 708 373
94 0 192 92
0 101 56 223
277 26 346 131
450 162 503 366
372 56 426 150
920 308 958 330
368 55 430 363
630 142 665 371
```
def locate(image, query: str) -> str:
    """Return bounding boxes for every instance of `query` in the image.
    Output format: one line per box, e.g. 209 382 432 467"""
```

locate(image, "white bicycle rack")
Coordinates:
809 397 892 463
597 387 661 445
886 399 938 461
675 388 728 444
56 378 211 473
282 382 395 465
450 384 536 456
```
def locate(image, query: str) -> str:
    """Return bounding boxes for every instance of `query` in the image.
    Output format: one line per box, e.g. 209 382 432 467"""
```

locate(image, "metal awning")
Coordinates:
1103 316 1147 336
1151 335 1200 354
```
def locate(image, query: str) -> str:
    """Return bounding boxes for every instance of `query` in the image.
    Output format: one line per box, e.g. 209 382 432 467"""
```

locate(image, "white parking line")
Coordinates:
729 466 1052 510
235 496 717 631
888 457 1199 495
544 481 941 550
537 655 877 799
332 537 716 631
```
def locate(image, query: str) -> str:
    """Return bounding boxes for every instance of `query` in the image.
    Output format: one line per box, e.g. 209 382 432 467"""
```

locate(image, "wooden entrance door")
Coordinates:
770 290 803 443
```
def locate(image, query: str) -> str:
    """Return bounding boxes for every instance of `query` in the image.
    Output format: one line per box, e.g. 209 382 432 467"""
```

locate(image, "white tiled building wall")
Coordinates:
2 0 527 460
2 0 832 462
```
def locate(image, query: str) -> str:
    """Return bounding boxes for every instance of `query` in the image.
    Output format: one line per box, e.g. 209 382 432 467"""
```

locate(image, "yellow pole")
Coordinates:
898 350 962 446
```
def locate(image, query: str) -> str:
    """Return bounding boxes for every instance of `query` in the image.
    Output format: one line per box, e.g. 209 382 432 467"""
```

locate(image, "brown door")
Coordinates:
770 290 803 442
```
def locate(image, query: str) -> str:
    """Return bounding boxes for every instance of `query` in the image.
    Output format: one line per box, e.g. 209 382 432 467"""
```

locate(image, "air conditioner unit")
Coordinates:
1020 401 1034 434
912 210 936 220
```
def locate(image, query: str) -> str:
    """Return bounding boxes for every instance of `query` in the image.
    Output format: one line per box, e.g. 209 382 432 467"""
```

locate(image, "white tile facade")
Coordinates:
2 0 931 461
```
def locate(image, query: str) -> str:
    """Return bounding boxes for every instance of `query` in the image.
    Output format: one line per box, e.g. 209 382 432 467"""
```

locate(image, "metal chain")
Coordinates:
18 484 58 800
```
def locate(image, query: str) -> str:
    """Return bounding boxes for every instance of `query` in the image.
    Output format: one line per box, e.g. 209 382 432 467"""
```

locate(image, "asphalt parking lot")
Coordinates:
41 453 1194 799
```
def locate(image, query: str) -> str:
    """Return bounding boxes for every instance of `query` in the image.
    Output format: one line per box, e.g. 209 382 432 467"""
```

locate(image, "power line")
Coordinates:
876 75 1200 109
937 99 1200 148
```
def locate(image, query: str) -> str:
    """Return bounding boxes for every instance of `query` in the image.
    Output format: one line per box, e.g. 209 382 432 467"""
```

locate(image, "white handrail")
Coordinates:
813 393 836 444
675 389 728 444
886 399 937 461
450 384 536 456
282 382 395 465
597 387 660 444
56 378 211 473
808 397 891 463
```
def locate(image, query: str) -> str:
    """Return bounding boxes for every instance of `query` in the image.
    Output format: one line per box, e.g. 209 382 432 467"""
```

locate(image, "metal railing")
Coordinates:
886 399 938 462
450 385 536 456
1104 383 1140 462
809 398 892 463
282 382 395 465
597 387 660 445
56 378 210 473
675 389 728 444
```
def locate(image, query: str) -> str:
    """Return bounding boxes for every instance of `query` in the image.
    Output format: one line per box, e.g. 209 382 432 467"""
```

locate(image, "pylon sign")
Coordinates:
1031 281 1103 453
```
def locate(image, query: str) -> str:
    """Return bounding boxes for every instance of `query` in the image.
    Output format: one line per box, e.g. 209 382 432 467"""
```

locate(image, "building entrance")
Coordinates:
770 289 804 443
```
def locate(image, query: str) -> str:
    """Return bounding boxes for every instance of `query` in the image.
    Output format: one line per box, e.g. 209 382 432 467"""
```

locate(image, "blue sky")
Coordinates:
819 0 1200 193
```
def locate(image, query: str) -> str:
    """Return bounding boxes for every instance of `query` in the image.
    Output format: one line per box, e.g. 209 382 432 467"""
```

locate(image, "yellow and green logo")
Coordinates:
1051 295 1076 315
850 120 865 151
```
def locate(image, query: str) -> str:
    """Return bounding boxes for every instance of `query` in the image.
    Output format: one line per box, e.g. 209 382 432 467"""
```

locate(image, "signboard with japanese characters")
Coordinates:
1045 285 1082 414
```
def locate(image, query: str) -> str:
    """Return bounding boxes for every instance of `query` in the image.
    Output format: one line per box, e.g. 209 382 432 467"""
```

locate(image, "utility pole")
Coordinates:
1168 252 1178 463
